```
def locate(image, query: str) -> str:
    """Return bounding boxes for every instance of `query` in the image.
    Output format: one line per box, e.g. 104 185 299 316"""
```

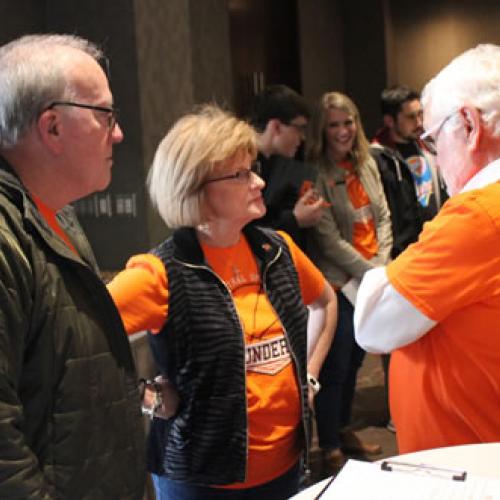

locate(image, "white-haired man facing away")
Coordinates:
354 44 500 454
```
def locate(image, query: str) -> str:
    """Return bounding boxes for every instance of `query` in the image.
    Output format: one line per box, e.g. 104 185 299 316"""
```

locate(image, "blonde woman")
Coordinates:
108 105 337 499
307 92 392 472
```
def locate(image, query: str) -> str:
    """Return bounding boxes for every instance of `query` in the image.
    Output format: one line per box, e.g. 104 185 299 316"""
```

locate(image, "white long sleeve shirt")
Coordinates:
354 159 500 353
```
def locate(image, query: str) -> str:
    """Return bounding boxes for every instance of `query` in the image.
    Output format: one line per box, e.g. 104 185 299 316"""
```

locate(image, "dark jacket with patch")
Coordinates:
147 225 310 485
370 144 423 258
0 158 145 499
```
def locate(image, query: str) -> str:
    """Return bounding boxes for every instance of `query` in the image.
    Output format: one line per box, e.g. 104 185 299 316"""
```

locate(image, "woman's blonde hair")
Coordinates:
147 104 257 228
307 91 371 167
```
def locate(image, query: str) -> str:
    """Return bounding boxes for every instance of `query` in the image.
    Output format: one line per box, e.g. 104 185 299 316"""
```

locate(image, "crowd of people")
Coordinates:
0 31 499 500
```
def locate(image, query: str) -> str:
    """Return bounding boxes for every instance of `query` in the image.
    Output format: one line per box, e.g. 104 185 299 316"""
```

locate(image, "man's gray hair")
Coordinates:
422 44 500 137
0 34 104 148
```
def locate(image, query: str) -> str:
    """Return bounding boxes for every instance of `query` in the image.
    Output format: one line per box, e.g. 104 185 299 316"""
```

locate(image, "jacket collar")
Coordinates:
372 126 432 156
461 158 500 193
0 155 27 205
0 156 88 264
370 142 404 164
373 126 398 150
0 156 44 225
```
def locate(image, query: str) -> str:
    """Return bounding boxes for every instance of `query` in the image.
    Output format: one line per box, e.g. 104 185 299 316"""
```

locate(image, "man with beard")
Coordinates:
372 85 447 226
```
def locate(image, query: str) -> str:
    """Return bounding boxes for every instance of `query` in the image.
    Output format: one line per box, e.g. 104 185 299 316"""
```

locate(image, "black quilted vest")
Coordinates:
147 225 310 485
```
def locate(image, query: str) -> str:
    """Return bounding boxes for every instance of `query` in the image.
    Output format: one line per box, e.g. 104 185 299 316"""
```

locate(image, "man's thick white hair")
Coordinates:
422 44 500 137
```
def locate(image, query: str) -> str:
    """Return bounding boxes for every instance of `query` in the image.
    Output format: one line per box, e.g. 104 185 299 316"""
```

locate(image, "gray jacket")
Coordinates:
308 155 392 287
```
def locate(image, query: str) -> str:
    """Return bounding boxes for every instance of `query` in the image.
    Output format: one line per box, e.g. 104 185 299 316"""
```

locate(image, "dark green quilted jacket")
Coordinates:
0 159 145 499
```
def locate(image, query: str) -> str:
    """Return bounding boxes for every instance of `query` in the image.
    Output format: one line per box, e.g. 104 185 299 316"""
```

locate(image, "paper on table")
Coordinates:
318 459 500 499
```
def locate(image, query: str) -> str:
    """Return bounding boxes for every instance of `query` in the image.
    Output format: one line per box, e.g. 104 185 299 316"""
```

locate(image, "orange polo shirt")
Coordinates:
108 231 325 488
387 182 500 453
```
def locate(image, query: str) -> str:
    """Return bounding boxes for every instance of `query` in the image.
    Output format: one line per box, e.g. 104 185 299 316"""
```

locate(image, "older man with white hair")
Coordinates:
354 44 500 454
0 34 145 498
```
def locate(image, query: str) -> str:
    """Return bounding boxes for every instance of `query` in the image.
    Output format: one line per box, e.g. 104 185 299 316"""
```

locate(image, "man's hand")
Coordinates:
294 189 328 228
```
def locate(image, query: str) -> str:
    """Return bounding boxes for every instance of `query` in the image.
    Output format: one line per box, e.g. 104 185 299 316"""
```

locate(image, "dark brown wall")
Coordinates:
387 0 500 92
340 0 387 138
228 0 301 117
0 0 45 44
190 0 233 106
298 0 387 138
297 0 344 110
3 0 500 267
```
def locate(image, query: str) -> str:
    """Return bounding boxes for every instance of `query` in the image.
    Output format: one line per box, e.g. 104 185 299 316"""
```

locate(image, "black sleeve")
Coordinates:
371 149 423 258
257 157 317 247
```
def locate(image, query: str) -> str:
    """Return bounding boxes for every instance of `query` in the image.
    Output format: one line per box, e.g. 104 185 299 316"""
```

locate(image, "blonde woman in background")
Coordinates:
307 92 392 473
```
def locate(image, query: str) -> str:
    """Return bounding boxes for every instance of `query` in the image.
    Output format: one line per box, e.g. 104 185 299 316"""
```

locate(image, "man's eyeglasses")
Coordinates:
284 121 308 136
45 101 119 130
420 110 458 151
204 161 261 185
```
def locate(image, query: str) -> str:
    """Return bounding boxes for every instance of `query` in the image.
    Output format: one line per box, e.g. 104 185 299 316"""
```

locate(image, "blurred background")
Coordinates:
2 0 499 271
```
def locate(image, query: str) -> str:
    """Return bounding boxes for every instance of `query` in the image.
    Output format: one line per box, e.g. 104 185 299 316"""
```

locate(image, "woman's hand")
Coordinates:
140 376 180 420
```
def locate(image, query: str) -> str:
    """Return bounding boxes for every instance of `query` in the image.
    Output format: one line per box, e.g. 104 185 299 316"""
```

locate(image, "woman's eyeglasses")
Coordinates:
204 160 262 185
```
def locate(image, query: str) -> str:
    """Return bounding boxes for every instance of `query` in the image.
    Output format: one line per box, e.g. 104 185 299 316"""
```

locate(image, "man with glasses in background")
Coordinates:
248 84 325 252
0 34 145 498
355 44 500 454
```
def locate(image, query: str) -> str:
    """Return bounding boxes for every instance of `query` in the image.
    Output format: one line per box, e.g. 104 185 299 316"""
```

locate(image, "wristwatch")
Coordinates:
307 373 321 394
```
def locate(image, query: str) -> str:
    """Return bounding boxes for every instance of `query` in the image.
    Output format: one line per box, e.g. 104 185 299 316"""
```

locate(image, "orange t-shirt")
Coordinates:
386 182 500 453
339 160 378 259
108 231 325 488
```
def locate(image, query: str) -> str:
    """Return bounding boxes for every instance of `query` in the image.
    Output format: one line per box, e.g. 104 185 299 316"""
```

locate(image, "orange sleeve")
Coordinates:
277 231 326 305
387 192 499 321
107 254 168 334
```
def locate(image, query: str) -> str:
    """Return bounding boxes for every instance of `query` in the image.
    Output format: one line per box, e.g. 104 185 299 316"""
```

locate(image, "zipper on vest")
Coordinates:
261 249 312 479
173 258 250 482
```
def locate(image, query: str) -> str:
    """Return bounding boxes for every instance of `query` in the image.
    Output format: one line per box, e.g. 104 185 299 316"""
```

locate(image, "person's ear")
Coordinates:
37 110 63 153
383 114 395 129
460 106 482 152
267 118 282 136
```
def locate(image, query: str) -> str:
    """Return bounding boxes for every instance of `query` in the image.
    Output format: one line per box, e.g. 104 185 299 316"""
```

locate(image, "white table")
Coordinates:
291 443 500 499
